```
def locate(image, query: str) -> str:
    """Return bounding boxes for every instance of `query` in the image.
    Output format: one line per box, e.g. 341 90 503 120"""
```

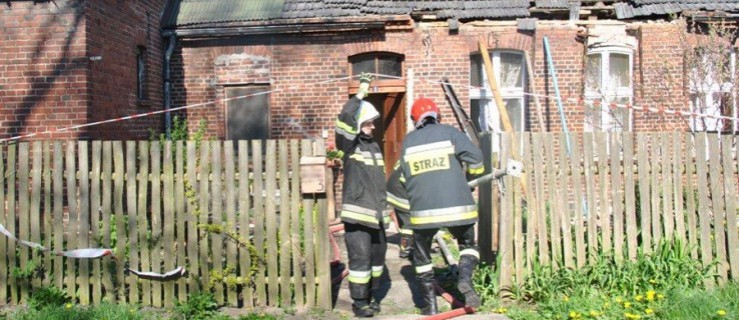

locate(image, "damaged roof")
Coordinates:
164 0 739 29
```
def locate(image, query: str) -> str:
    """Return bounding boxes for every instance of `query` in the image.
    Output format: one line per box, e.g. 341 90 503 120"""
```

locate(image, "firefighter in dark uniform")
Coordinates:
386 164 413 259
335 73 389 318
397 97 485 315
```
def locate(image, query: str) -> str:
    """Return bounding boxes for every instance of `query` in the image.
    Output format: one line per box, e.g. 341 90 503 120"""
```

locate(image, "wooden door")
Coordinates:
365 92 406 178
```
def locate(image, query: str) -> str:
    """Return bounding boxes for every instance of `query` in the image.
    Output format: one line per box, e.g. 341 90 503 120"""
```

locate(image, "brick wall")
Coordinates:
0 0 165 141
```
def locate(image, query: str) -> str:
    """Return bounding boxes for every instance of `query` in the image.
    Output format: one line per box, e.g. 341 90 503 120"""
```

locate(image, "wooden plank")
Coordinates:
684 133 698 259
52 142 64 290
595 133 611 254
90 141 102 304
211 142 224 304
162 142 176 307
636 133 652 254
623 133 637 261
531 134 549 265
265 140 279 305
30 142 42 291
650 134 662 245
609 134 624 261
672 133 686 243
237 141 253 308
137 141 152 305
522 133 537 272
101 142 114 301
721 135 739 281
198 142 211 293
511 134 524 282
278 140 292 306
661 133 675 239
251 140 266 305
224 141 238 306
570 134 586 267
120 141 134 303
708 134 728 283
0 144 6 306
65 142 78 299
185 142 199 293
477 134 494 261
77 141 90 304
557 133 573 269
0 144 7 305
150 142 163 307
582 133 598 263
175 141 187 303
498 134 514 289
543 133 560 267
42 142 52 288
694 133 713 287
314 139 331 309
290 140 304 307
7 144 18 303
300 140 316 308
18 143 30 302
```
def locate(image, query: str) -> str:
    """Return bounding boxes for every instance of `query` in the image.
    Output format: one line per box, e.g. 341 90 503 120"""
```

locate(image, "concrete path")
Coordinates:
330 225 510 320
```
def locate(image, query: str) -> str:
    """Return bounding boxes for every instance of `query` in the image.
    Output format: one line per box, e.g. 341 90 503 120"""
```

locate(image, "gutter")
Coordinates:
163 35 177 138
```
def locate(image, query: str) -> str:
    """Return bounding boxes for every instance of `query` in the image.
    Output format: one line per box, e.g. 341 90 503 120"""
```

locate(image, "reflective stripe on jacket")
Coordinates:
398 123 484 229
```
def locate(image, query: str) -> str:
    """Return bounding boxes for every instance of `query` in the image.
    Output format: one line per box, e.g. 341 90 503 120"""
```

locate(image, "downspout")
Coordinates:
163 35 177 139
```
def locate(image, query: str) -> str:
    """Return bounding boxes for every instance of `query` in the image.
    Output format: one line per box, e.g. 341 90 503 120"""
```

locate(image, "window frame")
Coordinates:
469 49 527 133
348 52 405 93
136 45 148 102
584 47 634 132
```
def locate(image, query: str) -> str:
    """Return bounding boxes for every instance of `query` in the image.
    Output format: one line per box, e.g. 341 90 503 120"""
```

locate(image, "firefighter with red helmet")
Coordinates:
396 97 485 315
386 163 413 259
335 73 389 317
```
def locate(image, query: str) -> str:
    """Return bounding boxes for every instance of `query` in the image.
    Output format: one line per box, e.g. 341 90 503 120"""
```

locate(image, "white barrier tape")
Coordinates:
2 73 734 144
0 223 185 281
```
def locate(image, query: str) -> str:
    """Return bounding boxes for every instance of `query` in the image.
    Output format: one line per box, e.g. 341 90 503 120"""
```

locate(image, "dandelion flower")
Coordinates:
717 310 726 317
657 293 665 300
624 302 632 308
635 295 643 301
646 290 656 301
65 303 73 309
615 297 623 303
569 311 581 319
589 310 600 317
563 295 570 302
649 279 657 284
624 312 641 319
645 308 654 314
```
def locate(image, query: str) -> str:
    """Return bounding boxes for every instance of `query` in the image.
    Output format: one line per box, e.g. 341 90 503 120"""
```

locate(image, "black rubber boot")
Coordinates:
399 233 414 259
369 277 381 314
458 255 481 308
352 299 375 318
419 280 438 315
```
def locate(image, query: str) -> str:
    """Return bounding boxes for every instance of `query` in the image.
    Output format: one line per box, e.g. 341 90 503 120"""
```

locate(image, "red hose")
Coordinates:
433 282 467 309
418 306 476 320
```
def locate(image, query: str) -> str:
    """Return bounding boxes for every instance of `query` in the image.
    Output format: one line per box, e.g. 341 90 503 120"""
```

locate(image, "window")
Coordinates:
136 46 148 101
470 50 526 133
584 48 633 131
226 85 270 141
350 53 403 77
689 48 736 132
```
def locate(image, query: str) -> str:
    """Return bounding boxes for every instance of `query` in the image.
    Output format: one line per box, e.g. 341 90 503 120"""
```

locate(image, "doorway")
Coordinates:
364 93 406 177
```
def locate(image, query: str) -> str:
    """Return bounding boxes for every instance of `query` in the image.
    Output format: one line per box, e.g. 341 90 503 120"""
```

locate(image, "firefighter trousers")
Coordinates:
344 222 387 302
411 223 478 283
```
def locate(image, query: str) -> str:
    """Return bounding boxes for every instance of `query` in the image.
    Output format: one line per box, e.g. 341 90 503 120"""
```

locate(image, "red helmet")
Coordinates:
411 98 440 128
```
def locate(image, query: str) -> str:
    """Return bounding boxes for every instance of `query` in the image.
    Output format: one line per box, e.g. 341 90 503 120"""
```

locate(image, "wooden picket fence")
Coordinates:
0 139 332 309
481 132 738 290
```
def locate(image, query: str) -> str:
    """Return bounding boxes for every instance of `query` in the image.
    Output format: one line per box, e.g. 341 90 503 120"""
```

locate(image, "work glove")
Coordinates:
356 72 373 99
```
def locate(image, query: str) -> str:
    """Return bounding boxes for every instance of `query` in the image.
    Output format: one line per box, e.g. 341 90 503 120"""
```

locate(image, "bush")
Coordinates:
173 291 220 320
28 286 71 310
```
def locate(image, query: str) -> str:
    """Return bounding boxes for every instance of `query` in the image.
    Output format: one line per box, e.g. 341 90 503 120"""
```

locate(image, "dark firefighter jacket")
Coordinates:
386 164 410 212
335 96 389 229
398 123 485 229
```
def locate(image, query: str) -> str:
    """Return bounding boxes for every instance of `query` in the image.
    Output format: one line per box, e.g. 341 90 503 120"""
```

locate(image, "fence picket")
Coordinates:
522 133 537 271
210 142 224 304
694 133 713 287
31 142 43 291
238 141 253 307
301 140 316 308
78 142 91 304
265 140 279 305
137 141 152 304
672 133 686 243
314 139 331 309
224 141 238 306
125 141 139 303
636 134 652 253
102 142 114 301
185 142 199 293
557 133 573 269
114 141 127 302
65 142 77 299
721 135 739 281
163 142 176 307
150 142 163 307
279 140 292 306
251 140 267 305
512 133 524 283
90 141 102 304
52 142 64 291
609 134 624 261
42 142 52 288
175 141 187 303
570 134 586 267
18 143 30 302
531 133 549 266
6 144 18 303
0 144 6 305
623 133 637 261
595 133 610 255
661 133 675 239
649 133 662 245
543 133 560 267
708 135 728 284
582 133 598 263
290 140 304 307
684 133 699 259
499 133 514 289
198 141 211 293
